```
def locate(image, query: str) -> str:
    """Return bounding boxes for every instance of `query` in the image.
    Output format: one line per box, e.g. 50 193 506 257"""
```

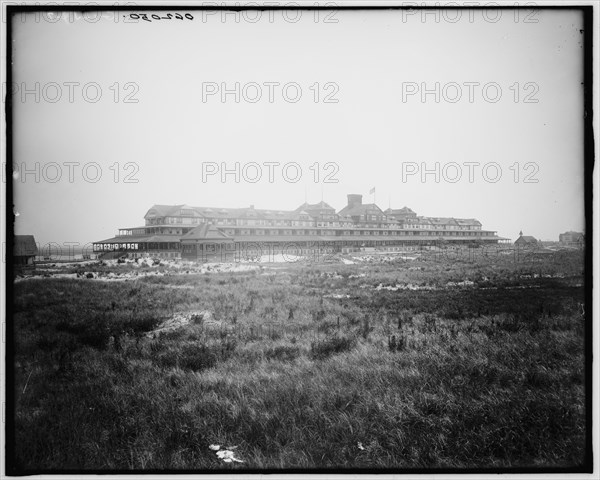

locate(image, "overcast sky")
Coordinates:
9 7 585 247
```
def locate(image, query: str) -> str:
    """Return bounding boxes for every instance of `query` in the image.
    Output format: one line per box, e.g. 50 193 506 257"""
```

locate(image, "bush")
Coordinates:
55 316 111 350
179 344 219 372
79 322 112 349
120 314 162 335
263 344 301 362
310 335 356 360
156 341 235 372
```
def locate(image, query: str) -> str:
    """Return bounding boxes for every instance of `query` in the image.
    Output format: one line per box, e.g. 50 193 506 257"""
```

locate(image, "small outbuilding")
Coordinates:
14 235 38 265
559 231 584 246
514 231 538 247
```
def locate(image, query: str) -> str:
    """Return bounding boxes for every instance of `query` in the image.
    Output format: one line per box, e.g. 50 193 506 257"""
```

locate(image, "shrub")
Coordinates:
121 314 162 335
149 339 167 354
55 316 112 350
310 335 356 360
359 317 373 340
157 344 218 372
156 340 236 372
79 322 112 350
159 328 187 341
388 333 407 352
263 344 301 362
179 344 219 372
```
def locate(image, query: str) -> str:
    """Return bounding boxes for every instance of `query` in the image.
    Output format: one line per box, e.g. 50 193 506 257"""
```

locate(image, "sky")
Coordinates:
7 6 586 248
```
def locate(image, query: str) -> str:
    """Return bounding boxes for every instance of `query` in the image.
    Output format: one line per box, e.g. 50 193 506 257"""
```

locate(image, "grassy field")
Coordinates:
10 248 588 471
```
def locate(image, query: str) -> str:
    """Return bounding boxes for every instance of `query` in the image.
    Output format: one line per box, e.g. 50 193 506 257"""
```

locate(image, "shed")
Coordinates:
514 231 538 247
14 235 38 265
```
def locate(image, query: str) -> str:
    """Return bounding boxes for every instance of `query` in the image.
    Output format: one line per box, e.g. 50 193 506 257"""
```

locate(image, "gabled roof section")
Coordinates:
295 201 336 212
194 207 233 219
338 203 384 217
294 202 309 212
295 210 312 217
176 205 204 217
14 235 38 256
428 217 459 226
229 208 261 219
260 210 294 221
455 218 482 226
181 224 233 241
516 235 538 243
144 205 184 219
386 206 416 215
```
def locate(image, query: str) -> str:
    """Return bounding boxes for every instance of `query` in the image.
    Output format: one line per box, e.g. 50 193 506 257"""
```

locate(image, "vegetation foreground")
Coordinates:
11 249 587 471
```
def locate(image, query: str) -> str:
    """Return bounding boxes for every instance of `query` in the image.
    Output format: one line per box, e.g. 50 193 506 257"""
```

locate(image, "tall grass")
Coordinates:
11 251 587 471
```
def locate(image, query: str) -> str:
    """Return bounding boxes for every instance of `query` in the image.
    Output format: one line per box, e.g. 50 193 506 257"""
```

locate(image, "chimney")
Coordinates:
347 194 362 208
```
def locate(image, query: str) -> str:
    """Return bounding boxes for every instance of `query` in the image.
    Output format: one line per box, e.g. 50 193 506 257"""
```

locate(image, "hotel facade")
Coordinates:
93 194 502 261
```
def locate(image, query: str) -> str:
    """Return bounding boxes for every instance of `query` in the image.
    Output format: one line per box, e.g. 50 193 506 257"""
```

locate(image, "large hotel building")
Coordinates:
93 193 503 261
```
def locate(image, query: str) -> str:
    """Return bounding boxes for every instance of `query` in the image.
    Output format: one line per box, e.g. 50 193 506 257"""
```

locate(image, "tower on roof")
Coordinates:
347 194 362 208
